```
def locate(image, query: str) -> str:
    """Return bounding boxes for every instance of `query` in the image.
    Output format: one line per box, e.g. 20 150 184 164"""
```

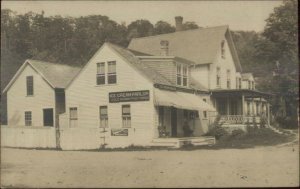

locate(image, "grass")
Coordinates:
180 127 295 150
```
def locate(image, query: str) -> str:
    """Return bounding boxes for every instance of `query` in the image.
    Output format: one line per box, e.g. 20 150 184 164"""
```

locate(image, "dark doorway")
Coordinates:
171 107 177 137
43 108 54 127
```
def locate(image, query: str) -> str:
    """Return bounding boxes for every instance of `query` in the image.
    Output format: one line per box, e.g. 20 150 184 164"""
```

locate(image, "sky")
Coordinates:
2 0 283 32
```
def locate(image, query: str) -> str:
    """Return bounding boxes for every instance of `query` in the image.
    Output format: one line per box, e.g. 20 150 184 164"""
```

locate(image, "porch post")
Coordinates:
241 95 245 123
226 97 230 115
267 103 270 126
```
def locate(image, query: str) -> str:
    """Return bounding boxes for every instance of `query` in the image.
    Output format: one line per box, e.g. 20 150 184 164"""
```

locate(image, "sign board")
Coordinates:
111 129 128 136
109 90 150 103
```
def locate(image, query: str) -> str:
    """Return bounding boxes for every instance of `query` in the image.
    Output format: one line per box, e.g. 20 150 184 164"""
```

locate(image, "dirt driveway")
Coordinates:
1 143 299 188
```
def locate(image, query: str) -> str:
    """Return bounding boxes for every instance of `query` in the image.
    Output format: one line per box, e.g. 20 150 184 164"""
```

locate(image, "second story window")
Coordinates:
248 81 251 89
227 70 231 89
182 65 188 86
108 61 117 84
99 106 108 128
238 78 242 89
216 67 221 87
177 64 182 85
221 40 225 59
252 81 255 90
96 62 105 85
26 76 33 96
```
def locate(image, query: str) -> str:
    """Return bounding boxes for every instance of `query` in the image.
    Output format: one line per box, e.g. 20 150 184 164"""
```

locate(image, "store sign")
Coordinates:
109 90 150 103
111 129 128 136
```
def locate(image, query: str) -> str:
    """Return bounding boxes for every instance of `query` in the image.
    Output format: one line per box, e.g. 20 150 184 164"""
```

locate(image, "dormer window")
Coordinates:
221 40 226 59
177 63 188 87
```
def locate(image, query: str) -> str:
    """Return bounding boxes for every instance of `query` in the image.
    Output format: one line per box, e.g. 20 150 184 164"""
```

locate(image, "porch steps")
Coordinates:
151 136 216 148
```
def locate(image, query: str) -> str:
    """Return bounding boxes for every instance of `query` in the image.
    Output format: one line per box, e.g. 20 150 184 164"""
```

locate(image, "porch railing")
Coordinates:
219 115 262 124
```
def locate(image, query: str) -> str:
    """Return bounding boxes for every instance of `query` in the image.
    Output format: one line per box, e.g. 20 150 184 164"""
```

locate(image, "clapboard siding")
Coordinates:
142 60 176 84
190 64 209 89
210 37 237 89
64 44 155 148
7 64 55 127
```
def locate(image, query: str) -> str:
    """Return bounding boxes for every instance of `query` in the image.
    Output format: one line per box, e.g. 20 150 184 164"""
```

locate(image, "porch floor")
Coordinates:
151 136 215 148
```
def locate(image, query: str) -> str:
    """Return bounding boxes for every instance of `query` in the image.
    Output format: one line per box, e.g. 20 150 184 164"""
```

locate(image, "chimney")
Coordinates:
160 40 169 56
175 16 183 31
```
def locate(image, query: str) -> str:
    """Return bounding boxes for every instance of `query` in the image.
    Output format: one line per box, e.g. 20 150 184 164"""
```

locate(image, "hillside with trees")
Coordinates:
1 0 298 127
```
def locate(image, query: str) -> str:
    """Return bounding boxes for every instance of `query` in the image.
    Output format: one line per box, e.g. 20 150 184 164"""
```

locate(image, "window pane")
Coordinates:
97 75 105 85
108 61 116 73
183 77 187 86
108 74 117 84
183 66 187 76
97 63 105 74
70 107 77 119
177 64 181 74
122 105 130 115
26 76 33 95
177 76 182 85
100 106 107 115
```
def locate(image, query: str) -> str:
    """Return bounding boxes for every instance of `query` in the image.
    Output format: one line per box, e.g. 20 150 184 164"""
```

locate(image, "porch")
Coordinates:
211 89 273 126
153 88 217 139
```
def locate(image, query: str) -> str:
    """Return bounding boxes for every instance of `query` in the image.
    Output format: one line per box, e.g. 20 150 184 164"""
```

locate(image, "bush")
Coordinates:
207 125 229 140
276 116 298 129
231 129 246 139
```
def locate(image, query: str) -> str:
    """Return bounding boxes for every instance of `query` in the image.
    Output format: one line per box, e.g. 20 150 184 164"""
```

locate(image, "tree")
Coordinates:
154 21 175 35
183 21 199 30
127 19 154 40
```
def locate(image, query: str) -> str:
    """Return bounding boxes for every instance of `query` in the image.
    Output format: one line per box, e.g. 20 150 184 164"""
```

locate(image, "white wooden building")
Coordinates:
2 17 272 150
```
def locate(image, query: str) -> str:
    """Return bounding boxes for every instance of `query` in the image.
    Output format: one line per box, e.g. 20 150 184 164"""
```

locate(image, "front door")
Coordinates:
171 107 177 137
43 108 54 127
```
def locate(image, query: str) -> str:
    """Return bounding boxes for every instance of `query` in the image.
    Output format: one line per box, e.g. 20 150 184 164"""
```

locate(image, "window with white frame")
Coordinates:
252 81 255 90
25 111 32 126
227 70 231 89
176 64 182 86
26 76 34 96
96 62 105 85
99 106 108 128
248 81 251 89
221 40 226 59
69 107 78 128
216 67 221 87
108 61 117 84
122 105 131 128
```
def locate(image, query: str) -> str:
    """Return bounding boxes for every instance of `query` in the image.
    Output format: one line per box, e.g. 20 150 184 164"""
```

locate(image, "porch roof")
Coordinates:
154 88 216 111
211 89 273 99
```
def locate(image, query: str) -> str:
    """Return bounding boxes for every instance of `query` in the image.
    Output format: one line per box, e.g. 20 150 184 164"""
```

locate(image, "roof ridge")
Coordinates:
129 25 229 42
27 59 82 68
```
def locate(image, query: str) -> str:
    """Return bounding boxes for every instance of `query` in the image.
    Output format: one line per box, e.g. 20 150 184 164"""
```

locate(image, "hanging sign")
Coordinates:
111 129 128 136
109 90 150 103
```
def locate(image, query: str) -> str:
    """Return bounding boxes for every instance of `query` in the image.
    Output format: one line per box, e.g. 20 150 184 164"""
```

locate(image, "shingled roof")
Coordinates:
128 25 242 71
107 42 208 91
3 59 82 92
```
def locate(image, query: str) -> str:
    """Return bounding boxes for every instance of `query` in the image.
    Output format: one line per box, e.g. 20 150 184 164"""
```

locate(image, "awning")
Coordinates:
154 89 216 111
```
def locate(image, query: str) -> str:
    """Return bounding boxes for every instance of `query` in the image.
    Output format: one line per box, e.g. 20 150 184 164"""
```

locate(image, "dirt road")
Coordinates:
1 143 299 188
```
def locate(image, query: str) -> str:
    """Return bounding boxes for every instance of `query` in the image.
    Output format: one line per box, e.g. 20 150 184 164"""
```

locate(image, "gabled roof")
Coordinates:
128 25 242 71
107 43 208 91
3 59 82 92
